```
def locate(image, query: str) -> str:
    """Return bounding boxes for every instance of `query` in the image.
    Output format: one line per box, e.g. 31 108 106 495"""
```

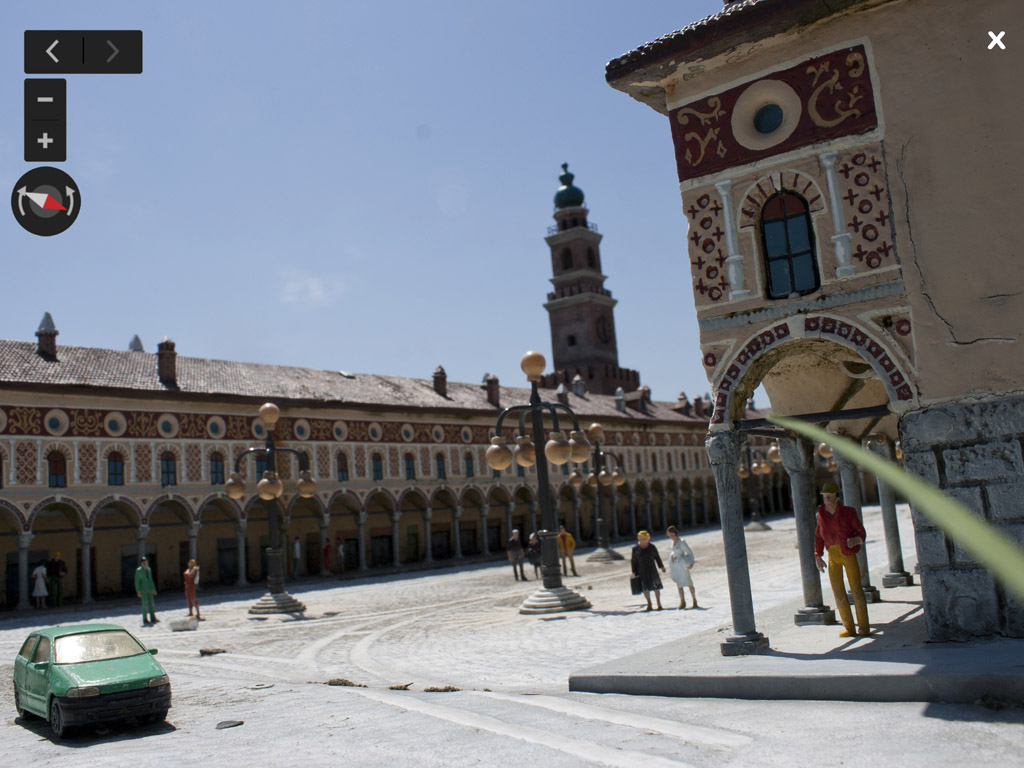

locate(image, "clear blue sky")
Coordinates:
1 1 751 405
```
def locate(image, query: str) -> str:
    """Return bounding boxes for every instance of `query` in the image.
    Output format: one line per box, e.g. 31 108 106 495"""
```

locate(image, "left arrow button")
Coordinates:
46 40 59 62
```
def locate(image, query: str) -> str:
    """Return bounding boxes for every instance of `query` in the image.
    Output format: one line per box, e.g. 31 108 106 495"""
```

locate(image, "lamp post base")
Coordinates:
745 519 772 531
519 585 591 615
248 591 307 614
586 547 625 562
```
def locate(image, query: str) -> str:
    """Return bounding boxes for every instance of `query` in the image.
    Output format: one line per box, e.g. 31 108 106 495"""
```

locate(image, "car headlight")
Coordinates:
148 675 170 687
66 686 100 698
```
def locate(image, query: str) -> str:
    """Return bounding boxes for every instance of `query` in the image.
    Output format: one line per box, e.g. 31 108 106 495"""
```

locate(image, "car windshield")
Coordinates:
53 630 147 664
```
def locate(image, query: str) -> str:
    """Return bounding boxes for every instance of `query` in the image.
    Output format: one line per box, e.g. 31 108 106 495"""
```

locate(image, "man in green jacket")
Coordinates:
135 556 158 626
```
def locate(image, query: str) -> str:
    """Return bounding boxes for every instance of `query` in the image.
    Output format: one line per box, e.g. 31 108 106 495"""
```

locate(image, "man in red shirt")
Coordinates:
815 481 871 638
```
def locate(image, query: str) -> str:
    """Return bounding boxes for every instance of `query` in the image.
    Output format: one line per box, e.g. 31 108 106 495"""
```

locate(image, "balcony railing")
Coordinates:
547 221 599 236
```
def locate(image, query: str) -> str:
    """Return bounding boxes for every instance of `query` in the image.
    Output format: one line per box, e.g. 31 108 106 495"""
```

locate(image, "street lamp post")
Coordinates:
224 402 317 614
485 352 591 614
579 422 626 562
741 441 772 531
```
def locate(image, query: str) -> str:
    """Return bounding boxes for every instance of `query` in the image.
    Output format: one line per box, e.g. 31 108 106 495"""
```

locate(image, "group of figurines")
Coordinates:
630 526 698 611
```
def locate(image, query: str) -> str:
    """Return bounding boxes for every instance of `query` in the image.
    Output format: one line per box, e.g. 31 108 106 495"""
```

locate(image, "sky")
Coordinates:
0 1 750 406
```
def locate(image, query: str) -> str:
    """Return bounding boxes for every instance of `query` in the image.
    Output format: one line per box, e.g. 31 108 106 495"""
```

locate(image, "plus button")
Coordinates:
37 133 54 149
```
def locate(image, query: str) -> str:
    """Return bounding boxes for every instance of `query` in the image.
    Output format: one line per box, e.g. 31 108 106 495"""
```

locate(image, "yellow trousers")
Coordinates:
827 545 870 634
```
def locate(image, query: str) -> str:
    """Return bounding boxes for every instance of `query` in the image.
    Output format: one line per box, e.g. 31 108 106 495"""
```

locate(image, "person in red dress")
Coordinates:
814 481 869 637
183 558 201 621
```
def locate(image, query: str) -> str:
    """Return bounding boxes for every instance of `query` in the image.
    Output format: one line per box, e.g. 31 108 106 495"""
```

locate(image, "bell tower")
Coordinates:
541 164 640 395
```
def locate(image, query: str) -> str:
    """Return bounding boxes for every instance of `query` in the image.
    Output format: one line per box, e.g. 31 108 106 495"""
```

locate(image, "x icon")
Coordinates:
988 31 1006 50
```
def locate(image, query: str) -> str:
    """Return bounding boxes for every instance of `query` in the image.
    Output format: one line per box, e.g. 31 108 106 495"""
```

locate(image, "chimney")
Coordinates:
571 373 586 398
157 337 177 387
555 383 569 404
693 395 703 418
36 312 58 360
482 373 500 407
128 334 145 352
433 365 447 397
674 391 692 416
614 386 626 413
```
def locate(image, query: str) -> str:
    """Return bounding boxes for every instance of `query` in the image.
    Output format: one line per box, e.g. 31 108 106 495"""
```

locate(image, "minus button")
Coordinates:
37 96 54 102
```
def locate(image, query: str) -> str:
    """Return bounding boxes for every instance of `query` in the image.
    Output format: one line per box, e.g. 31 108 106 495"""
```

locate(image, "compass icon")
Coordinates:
11 166 81 236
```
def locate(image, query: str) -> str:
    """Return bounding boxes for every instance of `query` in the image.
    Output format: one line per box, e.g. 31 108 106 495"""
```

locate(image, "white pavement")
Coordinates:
3 505 1023 767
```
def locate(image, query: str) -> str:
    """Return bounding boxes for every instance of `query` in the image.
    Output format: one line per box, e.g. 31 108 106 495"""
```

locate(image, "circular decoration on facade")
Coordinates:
699 216 713 231
854 172 870 187
400 423 415 442
706 266 719 280
696 194 710 208
332 420 348 441
0 408 6 434
157 414 180 439
858 199 873 214
461 426 473 444
614 431 624 445
105 411 127 437
648 433 657 446
206 415 226 438
703 352 718 368
866 252 882 269
861 225 879 242
664 434 672 446
432 425 445 443
852 153 867 166
631 432 641 446
895 318 912 336
708 287 723 301
293 418 311 440
731 79 802 151
44 409 69 436
367 422 383 441
252 419 267 439
701 238 715 254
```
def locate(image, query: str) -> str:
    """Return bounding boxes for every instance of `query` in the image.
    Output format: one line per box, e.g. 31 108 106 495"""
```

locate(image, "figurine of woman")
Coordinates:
526 533 543 578
666 525 699 609
31 562 48 609
183 558 201 621
631 530 666 611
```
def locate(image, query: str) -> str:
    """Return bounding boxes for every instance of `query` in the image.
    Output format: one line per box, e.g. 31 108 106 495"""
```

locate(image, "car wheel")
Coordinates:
14 684 35 720
49 698 71 739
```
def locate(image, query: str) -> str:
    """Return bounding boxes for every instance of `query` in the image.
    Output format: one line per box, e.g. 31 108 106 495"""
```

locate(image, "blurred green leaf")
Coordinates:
768 415 1024 602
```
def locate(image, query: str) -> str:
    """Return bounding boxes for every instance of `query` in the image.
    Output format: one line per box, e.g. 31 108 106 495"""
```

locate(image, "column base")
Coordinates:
794 606 837 625
586 548 625 562
519 586 591 615
848 585 882 604
720 632 770 656
248 591 307 614
745 520 772 532
883 571 913 587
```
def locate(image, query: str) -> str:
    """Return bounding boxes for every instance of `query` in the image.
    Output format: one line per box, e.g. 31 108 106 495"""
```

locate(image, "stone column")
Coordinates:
689 488 698 527
318 518 329 575
609 489 620 540
504 503 513 542
357 512 368 571
572 496 582 543
707 430 769 655
715 179 750 300
479 504 490 556
676 491 684 529
779 437 836 626
390 511 401 569
235 521 248 585
662 495 670 531
766 472 778 515
868 441 913 587
834 452 881 602
628 492 637 535
644 495 653 532
703 479 712 524
18 532 34 610
136 524 150 562
188 522 201 563
423 508 434 562
80 528 94 603
528 502 538 535
452 505 464 559
820 150 856 278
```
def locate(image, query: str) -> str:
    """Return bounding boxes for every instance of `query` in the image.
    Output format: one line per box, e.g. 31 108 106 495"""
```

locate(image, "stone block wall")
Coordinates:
900 395 1024 640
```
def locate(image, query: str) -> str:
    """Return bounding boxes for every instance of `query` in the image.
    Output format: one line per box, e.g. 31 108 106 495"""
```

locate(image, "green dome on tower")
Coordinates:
554 163 585 209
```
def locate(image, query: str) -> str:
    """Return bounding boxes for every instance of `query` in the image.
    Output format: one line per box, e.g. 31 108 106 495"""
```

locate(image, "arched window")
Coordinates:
652 454 658 472
560 248 572 270
405 453 416 481
371 453 383 482
464 453 474 479
160 452 177 486
337 453 349 482
108 451 124 486
255 454 267 479
209 452 224 485
48 451 67 488
587 247 595 268
435 453 446 480
760 191 819 299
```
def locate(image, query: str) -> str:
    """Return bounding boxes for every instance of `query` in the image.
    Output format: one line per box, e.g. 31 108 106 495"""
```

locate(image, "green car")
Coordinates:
13 623 171 738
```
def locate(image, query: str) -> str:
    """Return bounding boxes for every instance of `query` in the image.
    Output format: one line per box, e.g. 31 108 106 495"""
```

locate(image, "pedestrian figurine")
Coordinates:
526 533 542 578
322 539 331 573
46 551 68 607
631 530 666 611
557 525 578 577
666 526 698 609
183 558 201 621
31 561 48 609
292 536 301 579
335 535 346 575
135 556 158 626
815 481 871 638
507 529 527 581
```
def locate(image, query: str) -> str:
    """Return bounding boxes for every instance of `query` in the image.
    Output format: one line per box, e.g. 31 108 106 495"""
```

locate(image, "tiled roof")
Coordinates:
0 339 726 425
605 0 868 84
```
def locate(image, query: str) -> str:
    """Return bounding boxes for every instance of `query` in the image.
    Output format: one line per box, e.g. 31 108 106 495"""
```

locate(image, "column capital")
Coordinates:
79 528 94 545
778 436 816 474
714 178 732 195
818 150 838 168
357 512 368 525
235 519 248 533
389 510 401 524
480 503 490 516
188 522 202 537
453 505 463 519
136 524 150 540
17 532 34 548
706 430 742 466
423 508 433 521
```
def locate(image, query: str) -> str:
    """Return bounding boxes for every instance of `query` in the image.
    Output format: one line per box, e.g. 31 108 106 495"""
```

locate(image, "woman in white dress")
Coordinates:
31 562 49 608
666 526 698 610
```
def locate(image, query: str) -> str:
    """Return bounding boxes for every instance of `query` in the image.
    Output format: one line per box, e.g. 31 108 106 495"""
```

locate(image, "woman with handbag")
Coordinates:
631 530 666 611
667 525 699 609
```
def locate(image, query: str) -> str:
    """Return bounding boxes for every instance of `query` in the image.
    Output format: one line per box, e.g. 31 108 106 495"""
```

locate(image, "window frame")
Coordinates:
107 451 125 486
160 451 177 487
759 191 820 300
47 451 67 488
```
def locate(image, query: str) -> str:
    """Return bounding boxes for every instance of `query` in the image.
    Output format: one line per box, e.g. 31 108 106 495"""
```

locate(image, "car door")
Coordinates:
22 635 52 712
14 635 39 710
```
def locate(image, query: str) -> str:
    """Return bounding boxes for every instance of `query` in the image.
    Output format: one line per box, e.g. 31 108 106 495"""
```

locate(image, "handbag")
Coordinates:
630 575 643 595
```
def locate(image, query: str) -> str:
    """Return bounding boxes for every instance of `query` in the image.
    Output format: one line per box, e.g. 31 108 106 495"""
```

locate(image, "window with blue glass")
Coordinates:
561 463 569 475
517 465 525 477
372 453 383 482
337 453 349 482
255 455 267 480
405 454 416 481
435 454 446 480
160 452 177 486
464 454 474 479
209 452 224 485
760 191 819 299
107 451 124 486
492 469 501 479
48 451 67 488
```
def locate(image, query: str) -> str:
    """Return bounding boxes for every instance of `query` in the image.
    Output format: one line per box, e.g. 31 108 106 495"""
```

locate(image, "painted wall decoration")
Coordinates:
670 44 878 183
685 190 730 303
834 146 897 271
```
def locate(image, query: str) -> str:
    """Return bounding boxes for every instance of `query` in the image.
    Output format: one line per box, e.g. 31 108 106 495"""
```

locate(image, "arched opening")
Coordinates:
760 191 820 300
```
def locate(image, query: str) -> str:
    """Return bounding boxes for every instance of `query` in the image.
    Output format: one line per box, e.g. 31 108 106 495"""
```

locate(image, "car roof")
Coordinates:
30 623 132 640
